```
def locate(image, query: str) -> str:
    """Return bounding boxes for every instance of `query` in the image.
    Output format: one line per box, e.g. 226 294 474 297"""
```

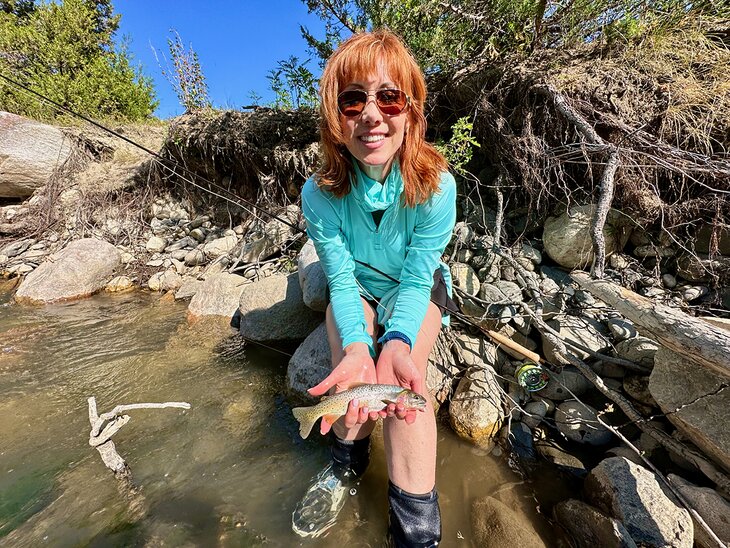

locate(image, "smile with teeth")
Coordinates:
359 134 386 142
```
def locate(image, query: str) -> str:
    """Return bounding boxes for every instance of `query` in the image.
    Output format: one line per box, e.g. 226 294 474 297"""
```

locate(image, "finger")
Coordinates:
343 399 360 429
358 406 370 424
369 410 381 421
308 373 340 397
377 409 388 419
404 409 417 425
319 416 333 435
394 402 407 420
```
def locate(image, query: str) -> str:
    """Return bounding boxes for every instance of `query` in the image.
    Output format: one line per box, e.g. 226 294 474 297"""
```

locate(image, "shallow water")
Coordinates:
0 283 558 546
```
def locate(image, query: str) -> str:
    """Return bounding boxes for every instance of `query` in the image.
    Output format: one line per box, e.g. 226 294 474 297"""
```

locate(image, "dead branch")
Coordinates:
572 272 730 379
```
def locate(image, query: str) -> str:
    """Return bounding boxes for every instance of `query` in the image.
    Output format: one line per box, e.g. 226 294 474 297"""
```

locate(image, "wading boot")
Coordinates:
292 434 370 538
388 481 441 547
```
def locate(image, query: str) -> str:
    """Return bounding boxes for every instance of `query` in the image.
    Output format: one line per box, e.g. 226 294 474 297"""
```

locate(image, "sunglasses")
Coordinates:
337 88 411 117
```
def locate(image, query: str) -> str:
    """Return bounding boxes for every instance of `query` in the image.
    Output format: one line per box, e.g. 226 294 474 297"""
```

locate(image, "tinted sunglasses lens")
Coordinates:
376 89 407 115
338 90 367 116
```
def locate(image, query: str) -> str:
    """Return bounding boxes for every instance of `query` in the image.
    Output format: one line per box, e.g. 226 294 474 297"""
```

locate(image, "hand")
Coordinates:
375 340 424 425
308 343 376 435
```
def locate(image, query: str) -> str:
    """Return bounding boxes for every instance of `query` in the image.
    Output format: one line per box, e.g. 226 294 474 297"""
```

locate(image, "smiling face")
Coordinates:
339 65 408 182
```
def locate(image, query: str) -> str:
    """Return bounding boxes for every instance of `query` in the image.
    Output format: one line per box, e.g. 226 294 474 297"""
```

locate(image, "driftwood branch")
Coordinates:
534 84 620 278
572 272 730 379
87 397 191 479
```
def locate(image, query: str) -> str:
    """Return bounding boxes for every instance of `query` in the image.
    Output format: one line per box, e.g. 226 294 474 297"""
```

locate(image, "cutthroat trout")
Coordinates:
292 384 427 439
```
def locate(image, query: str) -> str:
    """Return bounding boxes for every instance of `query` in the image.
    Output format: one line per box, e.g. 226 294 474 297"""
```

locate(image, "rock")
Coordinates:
523 400 550 429
187 273 247 320
452 221 475 246
0 112 73 198
554 499 637 548
535 366 594 401
286 322 332 403
240 205 299 263
585 457 693 548
202 232 238 259
648 347 730 472
479 280 522 303
555 401 613 445
519 243 542 264
633 245 676 258
590 360 627 379
238 272 323 342
677 254 730 283
184 248 206 266
680 285 709 302
695 223 730 256
145 236 167 253
167 236 197 252
105 275 134 292
450 262 480 296
0 238 34 258
14 238 120 304
471 496 547 548
622 375 657 407
534 436 588 476
541 314 610 365
604 446 644 466
543 205 630 269
615 336 659 368
607 317 638 341
174 276 203 300
297 239 327 312
449 364 505 449
668 474 730 548
147 269 182 292
662 273 677 289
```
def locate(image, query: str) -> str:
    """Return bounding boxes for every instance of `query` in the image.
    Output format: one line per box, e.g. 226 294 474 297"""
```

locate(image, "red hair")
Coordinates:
316 29 447 207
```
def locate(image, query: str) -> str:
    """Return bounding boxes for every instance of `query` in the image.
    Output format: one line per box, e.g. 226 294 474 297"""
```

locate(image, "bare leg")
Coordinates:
383 303 442 494
326 298 379 441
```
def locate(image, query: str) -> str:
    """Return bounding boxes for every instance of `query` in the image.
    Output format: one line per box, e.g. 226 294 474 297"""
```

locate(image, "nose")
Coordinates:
360 94 382 123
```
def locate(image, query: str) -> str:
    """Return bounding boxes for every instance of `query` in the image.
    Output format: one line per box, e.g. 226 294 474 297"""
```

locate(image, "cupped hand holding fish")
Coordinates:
307 344 377 435
376 341 424 425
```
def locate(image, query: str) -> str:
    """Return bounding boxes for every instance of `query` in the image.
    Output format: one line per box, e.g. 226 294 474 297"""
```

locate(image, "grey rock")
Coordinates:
541 314 610 365
0 238 34 258
167 236 197 252
523 400 550 429
677 254 730 283
297 240 328 312
145 236 167 253
615 336 659 368
202 232 238 259
555 401 613 445
452 221 474 246
649 347 730 473
518 243 542 264
554 499 637 548
590 360 627 379
14 238 120 304
634 245 676 258
188 273 247 320
662 273 677 289
174 276 203 300
668 474 730 548
286 322 332 403
184 248 206 266
605 446 644 466
170 249 188 261
680 285 709 302
585 457 693 548
189 227 206 242
623 375 657 407
0 112 73 198
147 269 182 292
479 280 522 303
535 366 594 401
238 272 323 342
535 437 587 476
607 317 638 341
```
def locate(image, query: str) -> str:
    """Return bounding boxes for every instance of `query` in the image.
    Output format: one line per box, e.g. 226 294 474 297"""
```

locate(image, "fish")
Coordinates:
291 384 427 439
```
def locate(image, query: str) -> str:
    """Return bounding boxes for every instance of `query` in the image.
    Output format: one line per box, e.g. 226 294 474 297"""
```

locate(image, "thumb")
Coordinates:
411 373 425 398
308 371 339 397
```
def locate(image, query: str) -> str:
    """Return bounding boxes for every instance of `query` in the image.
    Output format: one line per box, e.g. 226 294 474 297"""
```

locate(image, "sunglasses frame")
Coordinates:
336 88 411 117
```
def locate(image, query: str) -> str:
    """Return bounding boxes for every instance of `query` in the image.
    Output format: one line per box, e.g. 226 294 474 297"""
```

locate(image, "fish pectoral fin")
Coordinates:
322 413 341 426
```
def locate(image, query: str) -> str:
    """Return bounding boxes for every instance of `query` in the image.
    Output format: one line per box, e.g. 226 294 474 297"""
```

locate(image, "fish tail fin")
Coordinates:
292 406 317 439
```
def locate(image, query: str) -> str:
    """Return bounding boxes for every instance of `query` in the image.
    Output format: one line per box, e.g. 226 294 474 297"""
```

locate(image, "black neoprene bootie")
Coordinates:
388 481 441 547
292 435 370 538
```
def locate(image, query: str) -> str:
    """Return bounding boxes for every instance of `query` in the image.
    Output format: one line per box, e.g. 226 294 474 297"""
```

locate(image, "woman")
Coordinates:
293 29 456 547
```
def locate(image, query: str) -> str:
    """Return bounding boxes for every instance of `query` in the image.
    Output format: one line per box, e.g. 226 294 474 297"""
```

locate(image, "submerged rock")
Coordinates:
14 238 120 304
286 322 331 403
471 496 547 548
554 499 637 548
188 272 248 321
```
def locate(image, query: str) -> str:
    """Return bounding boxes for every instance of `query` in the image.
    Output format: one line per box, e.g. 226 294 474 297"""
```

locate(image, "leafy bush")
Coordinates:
0 0 157 121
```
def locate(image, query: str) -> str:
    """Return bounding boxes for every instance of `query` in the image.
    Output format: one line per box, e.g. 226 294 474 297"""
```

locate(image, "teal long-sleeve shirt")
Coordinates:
301 162 457 355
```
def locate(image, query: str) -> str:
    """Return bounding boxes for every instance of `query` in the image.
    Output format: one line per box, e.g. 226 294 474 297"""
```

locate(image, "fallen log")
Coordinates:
571 272 730 379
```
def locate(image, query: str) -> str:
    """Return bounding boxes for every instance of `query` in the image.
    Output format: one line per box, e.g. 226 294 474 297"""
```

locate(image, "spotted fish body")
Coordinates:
291 384 427 439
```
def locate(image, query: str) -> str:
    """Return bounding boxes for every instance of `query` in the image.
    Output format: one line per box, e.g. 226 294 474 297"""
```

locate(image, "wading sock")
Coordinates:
388 481 441 547
331 434 371 481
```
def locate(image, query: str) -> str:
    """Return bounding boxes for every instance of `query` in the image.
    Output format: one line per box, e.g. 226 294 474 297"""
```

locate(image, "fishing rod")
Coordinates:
0 71 538 362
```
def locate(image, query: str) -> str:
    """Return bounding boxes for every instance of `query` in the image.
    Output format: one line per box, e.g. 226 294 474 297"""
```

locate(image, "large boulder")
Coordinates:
648 347 730 472
238 272 323 342
543 205 630 269
187 273 248 321
0 112 73 198
449 361 505 449
286 322 331 403
668 474 730 548
585 457 693 547
297 239 327 312
554 499 637 548
471 496 547 548
14 238 120 304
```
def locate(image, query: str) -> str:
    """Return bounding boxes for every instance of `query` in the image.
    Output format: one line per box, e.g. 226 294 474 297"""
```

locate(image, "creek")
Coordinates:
0 281 559 546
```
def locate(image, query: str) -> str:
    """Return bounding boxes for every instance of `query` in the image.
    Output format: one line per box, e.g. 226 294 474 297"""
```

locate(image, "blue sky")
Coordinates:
114 1 329 118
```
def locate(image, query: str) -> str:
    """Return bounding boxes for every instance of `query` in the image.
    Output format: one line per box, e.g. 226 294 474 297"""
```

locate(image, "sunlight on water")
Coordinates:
0 287 554 546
